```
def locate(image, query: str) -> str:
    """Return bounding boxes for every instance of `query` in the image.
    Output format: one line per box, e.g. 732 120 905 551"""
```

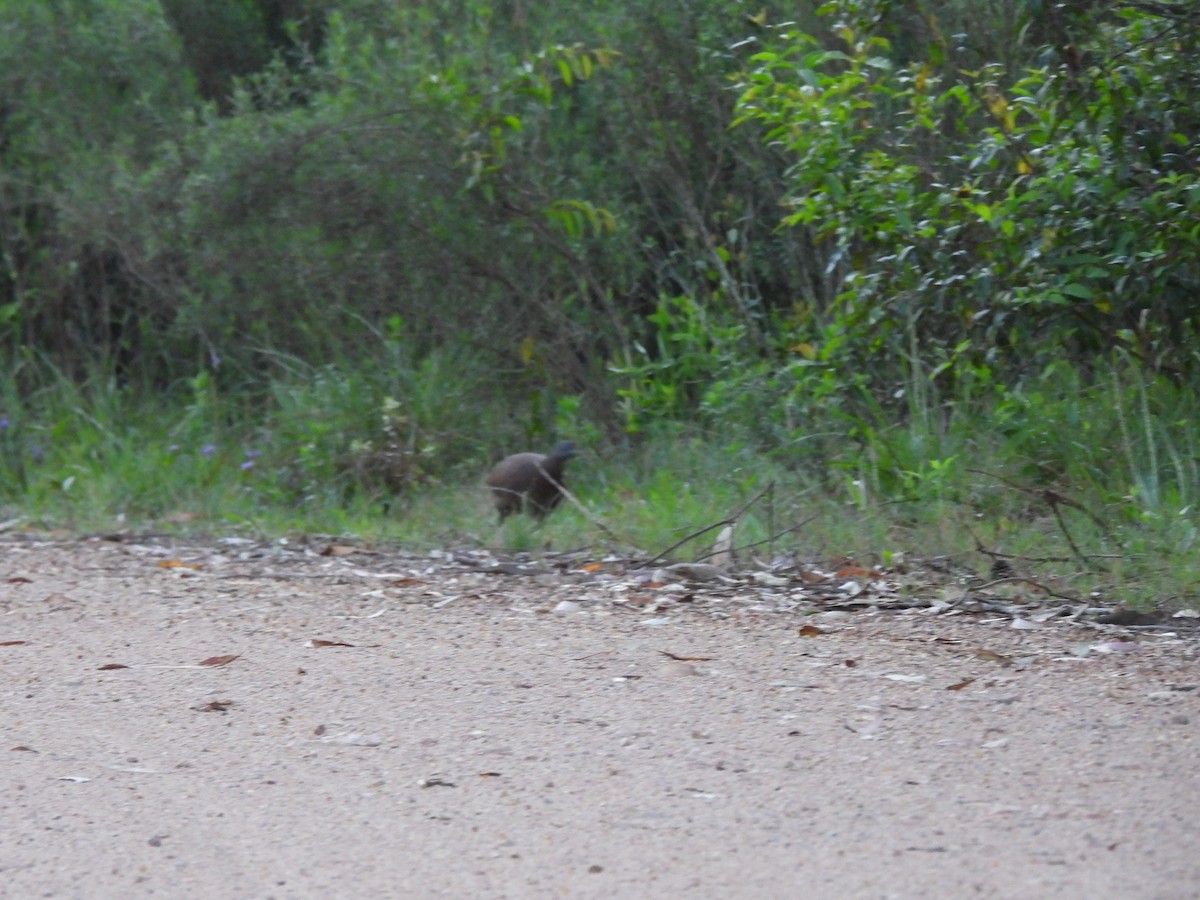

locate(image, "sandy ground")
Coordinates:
2 536 1198 899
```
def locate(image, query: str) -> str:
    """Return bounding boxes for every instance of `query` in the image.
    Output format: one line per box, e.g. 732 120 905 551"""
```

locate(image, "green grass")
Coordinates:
1 355 1198 611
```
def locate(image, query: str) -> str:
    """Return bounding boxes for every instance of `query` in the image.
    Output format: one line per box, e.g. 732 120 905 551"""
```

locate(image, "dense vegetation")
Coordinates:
1 0 1198 605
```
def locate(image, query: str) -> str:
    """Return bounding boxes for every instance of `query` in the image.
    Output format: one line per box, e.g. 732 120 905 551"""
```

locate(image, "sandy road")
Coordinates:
2 537 1197 899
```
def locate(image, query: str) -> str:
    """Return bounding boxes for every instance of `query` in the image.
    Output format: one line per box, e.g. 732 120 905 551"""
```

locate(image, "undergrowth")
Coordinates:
1 353 1198 613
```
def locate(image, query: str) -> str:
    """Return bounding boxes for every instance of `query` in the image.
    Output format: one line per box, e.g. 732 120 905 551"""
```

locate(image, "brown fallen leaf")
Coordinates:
319 544 357 557
387 577 427 587
306 639 355 648
7 576 31 584
11 745 37 752
158 560 202 570
580 563 604 573
843 658 858 667
974 648 1013 667
98 663 130 670
193 699 234 713
946 677 976 691
835 565 878 579
199 654 239 667
658 650 713 662
0 640 29 646
797 624 827 637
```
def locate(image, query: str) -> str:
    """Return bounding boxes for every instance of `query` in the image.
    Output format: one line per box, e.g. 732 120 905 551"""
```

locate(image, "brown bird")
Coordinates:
486 441 577 522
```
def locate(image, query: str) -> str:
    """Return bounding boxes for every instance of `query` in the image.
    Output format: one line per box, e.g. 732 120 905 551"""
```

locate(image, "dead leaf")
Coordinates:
479 772 502 778
0 640 29 646
158 560 202 570
313 724 326 736
797 624 827 637
7 576 31 584
580 563 604 573
798 569 827 584
622 593 654 608
11 745 36 752
843 659 858 667
946 677 976 691
386 577 426 587
98 663 130 670
198 654 239 667
974 649 1013 667
193 699 234 713
658 650 713 662
835 565 877 579
319 544 357 557
305 639 355 648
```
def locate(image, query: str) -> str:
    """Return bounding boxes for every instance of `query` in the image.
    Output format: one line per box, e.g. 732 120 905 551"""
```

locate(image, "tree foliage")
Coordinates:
0 0 1197 452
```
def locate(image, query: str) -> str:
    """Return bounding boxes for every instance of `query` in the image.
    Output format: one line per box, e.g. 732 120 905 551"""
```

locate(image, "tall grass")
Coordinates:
1 350 1197 608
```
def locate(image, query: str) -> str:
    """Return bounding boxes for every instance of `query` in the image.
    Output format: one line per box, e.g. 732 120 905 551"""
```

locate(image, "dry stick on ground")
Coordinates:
633 482 775 570
948 575 1087 607
965 523 1124 566
966 468 1113 568
965 523 1075 565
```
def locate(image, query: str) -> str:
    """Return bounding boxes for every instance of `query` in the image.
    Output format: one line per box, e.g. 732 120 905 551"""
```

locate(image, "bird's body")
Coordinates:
486 441 576 522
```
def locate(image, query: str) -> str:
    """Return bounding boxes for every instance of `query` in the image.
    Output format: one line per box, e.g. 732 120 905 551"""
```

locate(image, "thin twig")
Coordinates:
965 523 1122 564
949 575 1086 607
533 463 623 544
634 482 775 569
966 469 1113 570
693 514 819 564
